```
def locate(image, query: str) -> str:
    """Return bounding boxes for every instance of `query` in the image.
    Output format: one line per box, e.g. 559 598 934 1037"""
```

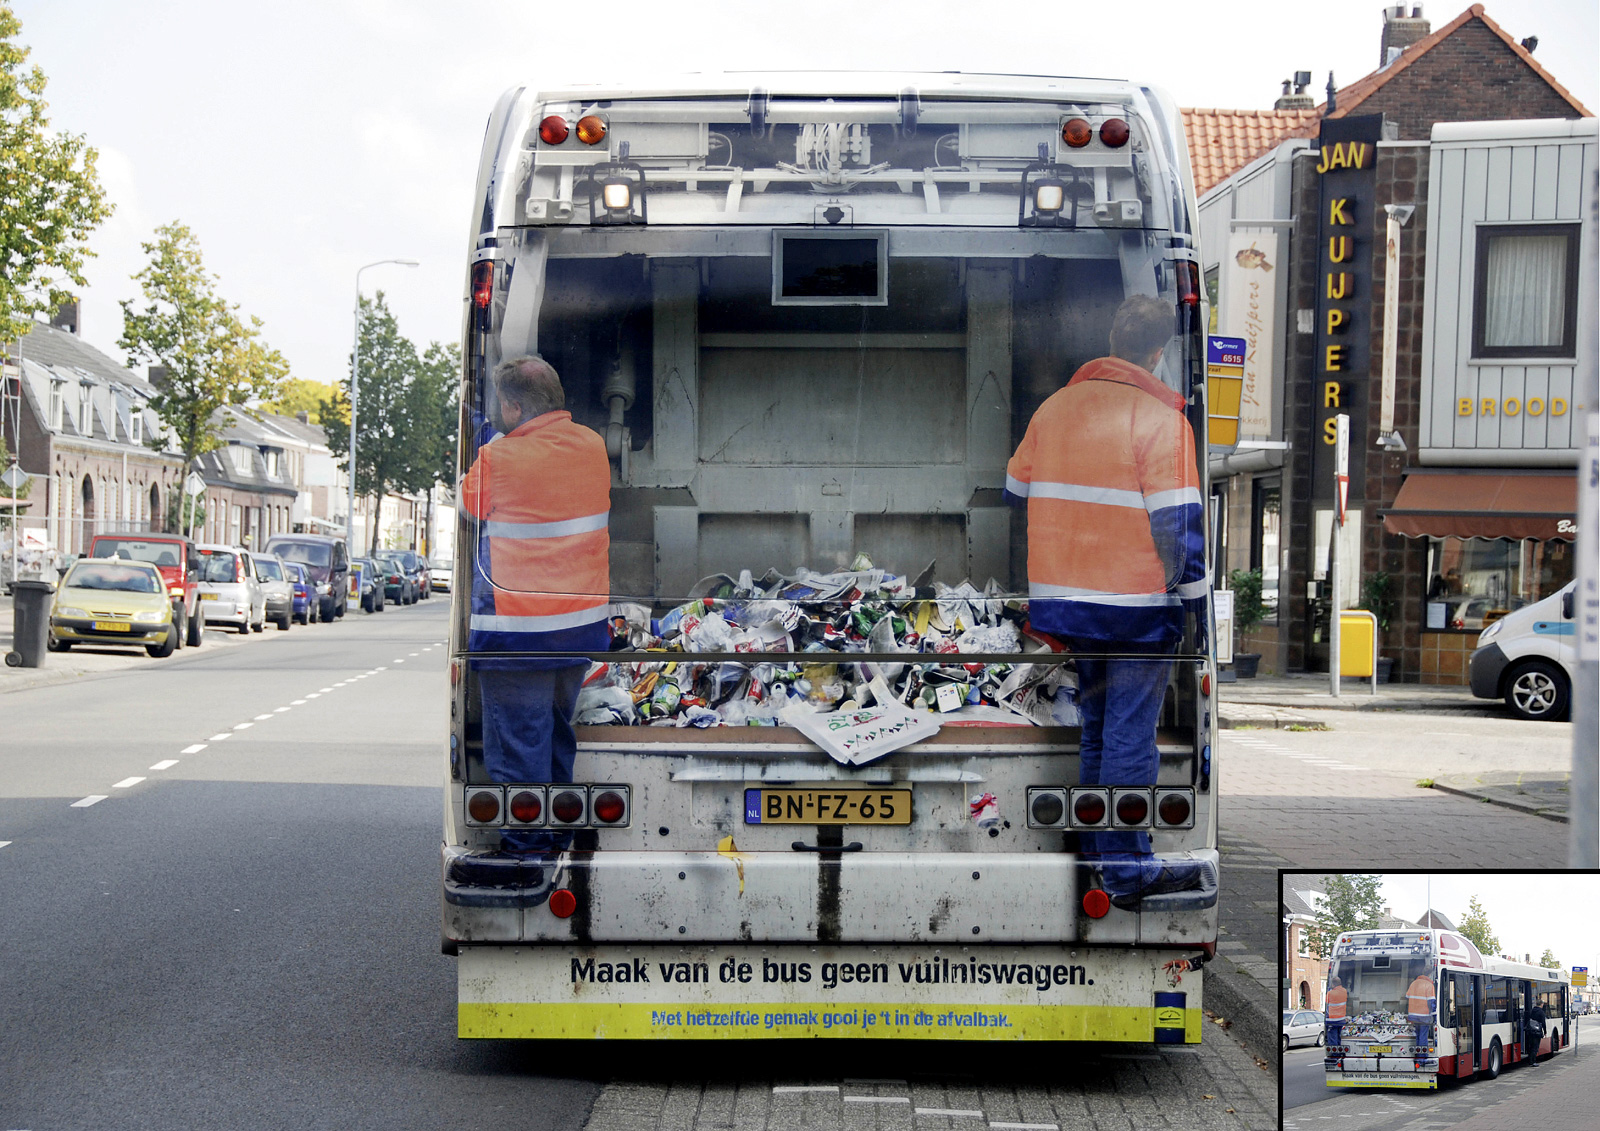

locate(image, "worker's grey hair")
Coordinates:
1108 294 1175 365
493 355 564 418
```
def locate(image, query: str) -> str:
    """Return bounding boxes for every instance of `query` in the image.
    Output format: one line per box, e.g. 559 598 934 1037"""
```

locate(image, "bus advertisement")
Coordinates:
1325 929 1572 1089
443 73 1220 1042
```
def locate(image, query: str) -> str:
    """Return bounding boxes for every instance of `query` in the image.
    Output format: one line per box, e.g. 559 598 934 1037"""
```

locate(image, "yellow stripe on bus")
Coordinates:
459 1002 1202 1042
1325 1080 1437 1089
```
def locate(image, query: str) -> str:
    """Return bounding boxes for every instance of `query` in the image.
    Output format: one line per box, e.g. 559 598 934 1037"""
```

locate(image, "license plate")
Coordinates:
92 621 131 632
745 788 911 825
201 593 219 600
1367 1045 1393 1053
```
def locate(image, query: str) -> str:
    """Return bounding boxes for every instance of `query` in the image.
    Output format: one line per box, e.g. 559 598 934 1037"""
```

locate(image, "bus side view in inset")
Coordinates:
443 72 1222 1043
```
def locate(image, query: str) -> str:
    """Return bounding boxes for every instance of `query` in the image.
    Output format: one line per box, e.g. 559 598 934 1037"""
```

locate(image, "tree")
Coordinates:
1539 947 1559 969
1457 895 1500 956
0 4 113 342
0 433 31 533
163 486 203 536
321 291 423 555
261 377 339 425
408 340 459 556
118 222 289 465
1304 874 1385 960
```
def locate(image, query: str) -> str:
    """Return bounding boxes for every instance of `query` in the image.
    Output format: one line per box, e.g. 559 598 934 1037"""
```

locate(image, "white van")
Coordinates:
1468 581 1576 721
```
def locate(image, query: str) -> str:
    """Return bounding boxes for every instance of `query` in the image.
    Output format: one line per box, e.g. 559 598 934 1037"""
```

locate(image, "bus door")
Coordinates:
1462 972 1483 1076
1508 984 1525 1063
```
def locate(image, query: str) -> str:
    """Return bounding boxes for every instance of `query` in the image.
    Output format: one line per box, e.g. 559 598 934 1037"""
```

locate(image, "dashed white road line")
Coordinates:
70 795 108 808
291 699 307 705
253 713 274 721
181 743 207 754
392 659 405 664
845 1096 909 1104
233 722 253 730
989 1124 1059 1131
0 840 12 848
208 733 232 741
772 1085 839 1094
318 686 333 692
273 706 291 713
111 777 145 789
149 760 179 771
917 1110 984 1119
306 693 321 699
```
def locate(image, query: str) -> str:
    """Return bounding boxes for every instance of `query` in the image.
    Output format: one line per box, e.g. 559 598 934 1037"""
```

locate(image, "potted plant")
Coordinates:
1361 571 1397 683
1228 567 1265 678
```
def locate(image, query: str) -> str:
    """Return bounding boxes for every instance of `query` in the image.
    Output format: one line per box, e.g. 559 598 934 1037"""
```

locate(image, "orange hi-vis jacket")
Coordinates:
460 410 610 653
1406 974 1437 1021
1326 984 1348 1021
1005 356 1207 645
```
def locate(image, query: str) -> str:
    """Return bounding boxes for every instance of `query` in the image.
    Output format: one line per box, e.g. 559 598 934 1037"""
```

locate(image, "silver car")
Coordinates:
1283 1009 1325 1051
253 553 295 631
196 543 266 634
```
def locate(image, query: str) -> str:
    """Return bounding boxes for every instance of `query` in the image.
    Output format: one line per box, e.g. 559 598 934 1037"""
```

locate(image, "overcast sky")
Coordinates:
1363 873 1600 975
13 0 1597 390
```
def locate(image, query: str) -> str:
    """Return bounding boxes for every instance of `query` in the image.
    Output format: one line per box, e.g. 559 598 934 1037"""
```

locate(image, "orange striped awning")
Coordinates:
1382 472 1577 541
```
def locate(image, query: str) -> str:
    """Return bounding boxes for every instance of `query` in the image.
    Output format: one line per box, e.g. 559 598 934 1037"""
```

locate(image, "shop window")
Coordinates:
1425 536 1574 632
1251 477 1281 624
1205 266 1220 335
1473 224 1579 358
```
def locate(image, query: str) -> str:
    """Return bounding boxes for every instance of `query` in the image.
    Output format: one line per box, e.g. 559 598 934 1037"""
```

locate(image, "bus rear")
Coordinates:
444 73 1219 1042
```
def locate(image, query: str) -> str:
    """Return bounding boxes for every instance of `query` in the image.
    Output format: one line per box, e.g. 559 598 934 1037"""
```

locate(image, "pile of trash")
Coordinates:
1344 1013 1418 1043
576 558 1078 729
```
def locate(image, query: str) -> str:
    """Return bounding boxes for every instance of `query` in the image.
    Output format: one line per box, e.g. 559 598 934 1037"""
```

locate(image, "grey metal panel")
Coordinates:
1499 367 1525 448
1524 368 1551 449
1508 146 1536 221
965 263 1013 484
854 512 968 583
1532 145 1560 220
693 465 977 513
1425 147 1465 450
1476 368 1503 448
967 507 1010 588
1485 147 1512 222
1557 143 1585 218
1454 147 1491 450
1549 369 1576 448
698 512 811 579
650 261 700 478
1417 448 1580 467
655 505 698 600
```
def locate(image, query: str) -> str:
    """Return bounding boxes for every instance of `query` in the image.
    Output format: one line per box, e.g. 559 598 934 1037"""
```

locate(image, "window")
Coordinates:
227 446 254 476
1425 536 1574 631
48 381 64 429
1473 224 1580 358
1485 977 1510 1024
129 409 142 444
78 385 92 434
1250 477 1281 624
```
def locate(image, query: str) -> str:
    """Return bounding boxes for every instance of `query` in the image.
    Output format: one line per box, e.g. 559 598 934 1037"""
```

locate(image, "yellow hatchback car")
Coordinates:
50 558 179 658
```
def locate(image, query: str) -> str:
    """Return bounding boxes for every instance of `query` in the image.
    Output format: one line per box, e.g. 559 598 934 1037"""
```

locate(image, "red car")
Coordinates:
85 531 206 648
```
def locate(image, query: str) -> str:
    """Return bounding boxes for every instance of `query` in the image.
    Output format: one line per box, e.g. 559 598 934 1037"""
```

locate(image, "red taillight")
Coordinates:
1062 118 1093 148
1175 260 1201 307
1201 672 1211 697
576 115 607 145
538 115 569 145
592 790 625 824
235 560 245 583
1083 889 1111 918
549 889 577 918
471 260 493 309
466 791 500 824
551 790 585 824
509 790 542 823
1074 793 1107 825
1158 793 1192 826
1099 118 1130 147
1115 793 1149 825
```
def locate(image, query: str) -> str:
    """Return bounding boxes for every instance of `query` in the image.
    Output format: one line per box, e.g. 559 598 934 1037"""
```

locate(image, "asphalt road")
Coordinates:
0 599 1277 1131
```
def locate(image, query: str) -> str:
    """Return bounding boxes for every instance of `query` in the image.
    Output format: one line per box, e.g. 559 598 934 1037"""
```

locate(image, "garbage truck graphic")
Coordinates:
444 72 1221 1042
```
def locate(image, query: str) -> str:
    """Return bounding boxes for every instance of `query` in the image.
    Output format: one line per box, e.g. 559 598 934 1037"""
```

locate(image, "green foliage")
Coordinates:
1539 947 1559 969
320 294 458 555
1305 875 1384 961
1362 571 1397 634
1457 895 1500 956
118 221 289 464
0 4 113 342
1228 567 1266 634
0 434 31 532
164 487 204 536
261 377 338 425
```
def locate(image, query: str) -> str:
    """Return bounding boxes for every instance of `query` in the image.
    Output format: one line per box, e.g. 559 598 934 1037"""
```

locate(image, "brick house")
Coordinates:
1189 4 1591 682
1284 885 1330 1011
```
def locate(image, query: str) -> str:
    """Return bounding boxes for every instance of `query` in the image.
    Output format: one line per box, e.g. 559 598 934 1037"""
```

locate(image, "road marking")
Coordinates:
208 733 232 741
306 693 321 699
319 687 333 692
393 658 405 663
772 1085 839 1093
181 744 207 754
989 1124 1059 1130
409 652 419 656
149 760 179 771
274 707 291 713
112 777 145 789
291 699 306 705
845 1097 909 1104
0 841 11 848
916 1109 984 1118
70 795 108 808
254 714 274 721
233 723 253 730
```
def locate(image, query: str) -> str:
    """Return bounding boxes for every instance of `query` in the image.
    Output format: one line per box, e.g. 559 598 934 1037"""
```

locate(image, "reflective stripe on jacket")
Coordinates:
1005 356 1206 645
460 410 610 654
1406 975 1436 1019
1326 986 1347 1021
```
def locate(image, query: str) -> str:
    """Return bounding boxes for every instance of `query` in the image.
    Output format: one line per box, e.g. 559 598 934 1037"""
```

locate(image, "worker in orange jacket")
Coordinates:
460 355 610 854
1406 971 1437 1063
1006 294 1209 908
1326 974 1348 1048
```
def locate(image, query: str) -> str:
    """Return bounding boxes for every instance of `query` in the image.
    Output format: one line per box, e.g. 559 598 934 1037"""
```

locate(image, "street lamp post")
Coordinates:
348 259 418 558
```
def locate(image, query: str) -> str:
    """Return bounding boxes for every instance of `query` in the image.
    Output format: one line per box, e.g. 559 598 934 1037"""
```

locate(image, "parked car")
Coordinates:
196 544 266 634
374 551 418 605
48 558 179 658
429 557 452 594
413 553 432 598
283 561 318 625
1283 1009 1324 1051
1469 580 1576 721
253 553 295 631
263 534 350 622
352 558 386 613
85 531 205 648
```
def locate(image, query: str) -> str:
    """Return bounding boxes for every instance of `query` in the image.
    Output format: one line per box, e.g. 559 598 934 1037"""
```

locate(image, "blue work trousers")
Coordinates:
1068 644 1175 859
480 664 585 853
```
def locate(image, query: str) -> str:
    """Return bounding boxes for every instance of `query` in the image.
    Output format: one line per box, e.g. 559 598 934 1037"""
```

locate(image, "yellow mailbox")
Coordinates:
1339 610 1378 678
1206 336 1245 448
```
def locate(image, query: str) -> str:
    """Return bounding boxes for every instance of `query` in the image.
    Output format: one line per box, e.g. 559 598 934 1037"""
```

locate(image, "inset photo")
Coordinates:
1282 871 1600 1131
